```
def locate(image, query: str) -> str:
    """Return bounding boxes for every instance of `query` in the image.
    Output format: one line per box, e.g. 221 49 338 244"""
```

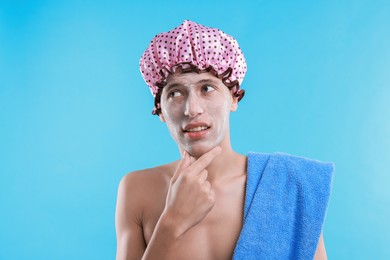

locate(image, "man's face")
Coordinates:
159 71 238 158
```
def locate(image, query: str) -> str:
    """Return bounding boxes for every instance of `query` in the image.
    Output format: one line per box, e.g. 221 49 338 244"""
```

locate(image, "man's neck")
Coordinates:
204 147 246 184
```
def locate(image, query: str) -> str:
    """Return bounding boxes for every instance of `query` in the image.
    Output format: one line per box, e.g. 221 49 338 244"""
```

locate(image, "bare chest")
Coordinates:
143 177 246 259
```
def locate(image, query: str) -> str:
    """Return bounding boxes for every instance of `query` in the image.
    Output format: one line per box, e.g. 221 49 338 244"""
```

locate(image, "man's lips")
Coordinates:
182 123 210 133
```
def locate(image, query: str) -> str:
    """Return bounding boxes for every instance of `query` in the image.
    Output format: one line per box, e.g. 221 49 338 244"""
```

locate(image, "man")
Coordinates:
116 20 333 259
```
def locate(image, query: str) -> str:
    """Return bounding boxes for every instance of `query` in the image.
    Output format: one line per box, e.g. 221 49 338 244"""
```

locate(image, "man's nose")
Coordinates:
184 93 204 117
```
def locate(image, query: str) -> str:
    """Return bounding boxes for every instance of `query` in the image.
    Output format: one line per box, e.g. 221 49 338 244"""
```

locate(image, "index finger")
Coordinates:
189 146 222 174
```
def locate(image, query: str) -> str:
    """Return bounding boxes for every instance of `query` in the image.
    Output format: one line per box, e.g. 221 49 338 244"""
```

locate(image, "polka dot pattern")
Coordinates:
140 20 247 97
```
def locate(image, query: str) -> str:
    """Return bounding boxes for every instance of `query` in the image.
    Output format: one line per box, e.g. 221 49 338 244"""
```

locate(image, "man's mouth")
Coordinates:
184 126 210 132
182 123 211 139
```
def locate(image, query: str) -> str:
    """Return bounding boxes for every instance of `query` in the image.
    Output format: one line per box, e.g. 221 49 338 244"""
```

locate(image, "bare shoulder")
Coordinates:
115 162 178 233
119 162 177 189
117 161 179 206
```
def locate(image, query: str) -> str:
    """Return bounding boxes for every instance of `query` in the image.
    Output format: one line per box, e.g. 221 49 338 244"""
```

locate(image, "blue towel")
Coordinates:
233 152 334 259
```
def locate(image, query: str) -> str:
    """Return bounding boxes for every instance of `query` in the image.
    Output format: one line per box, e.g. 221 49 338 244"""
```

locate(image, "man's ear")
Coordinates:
159 113 166 122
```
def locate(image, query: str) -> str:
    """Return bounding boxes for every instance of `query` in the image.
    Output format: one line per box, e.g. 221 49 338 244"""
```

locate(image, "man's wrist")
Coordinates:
157 210 183 241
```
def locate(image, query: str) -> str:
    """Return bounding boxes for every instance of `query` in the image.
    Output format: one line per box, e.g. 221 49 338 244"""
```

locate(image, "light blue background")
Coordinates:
1 0 389 259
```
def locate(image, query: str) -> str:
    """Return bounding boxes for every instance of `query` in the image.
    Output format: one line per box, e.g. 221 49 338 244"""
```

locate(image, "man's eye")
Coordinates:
168 91 182 98
202 85 215 93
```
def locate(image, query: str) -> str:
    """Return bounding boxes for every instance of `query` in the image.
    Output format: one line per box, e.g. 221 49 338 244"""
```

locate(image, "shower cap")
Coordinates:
140 20 247 115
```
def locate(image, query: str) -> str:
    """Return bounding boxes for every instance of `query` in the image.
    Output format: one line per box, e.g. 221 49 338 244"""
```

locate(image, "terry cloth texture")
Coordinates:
233 152 334 260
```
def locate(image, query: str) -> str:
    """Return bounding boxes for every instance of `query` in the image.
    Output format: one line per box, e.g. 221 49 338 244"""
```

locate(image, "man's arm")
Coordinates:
314 234 328 260
115 173 146 260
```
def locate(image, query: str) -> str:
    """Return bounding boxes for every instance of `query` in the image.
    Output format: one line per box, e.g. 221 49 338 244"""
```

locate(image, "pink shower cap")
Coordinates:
140 20 247 115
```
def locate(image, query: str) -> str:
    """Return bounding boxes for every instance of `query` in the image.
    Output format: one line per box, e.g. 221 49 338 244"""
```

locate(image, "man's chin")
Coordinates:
185 144 217 158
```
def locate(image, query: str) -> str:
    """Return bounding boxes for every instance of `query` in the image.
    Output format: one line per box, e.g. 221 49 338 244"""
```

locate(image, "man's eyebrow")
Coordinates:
197 79 219 85
164 83 181 92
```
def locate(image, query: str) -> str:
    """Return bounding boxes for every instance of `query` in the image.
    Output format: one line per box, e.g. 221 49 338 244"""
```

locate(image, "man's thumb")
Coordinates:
171 150 190 182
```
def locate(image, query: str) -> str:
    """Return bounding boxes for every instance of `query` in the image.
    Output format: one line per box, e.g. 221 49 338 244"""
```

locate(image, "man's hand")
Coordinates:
163 146 222 238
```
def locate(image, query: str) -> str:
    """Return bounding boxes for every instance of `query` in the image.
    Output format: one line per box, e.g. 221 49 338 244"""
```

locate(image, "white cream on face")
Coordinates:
159 72 237 158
